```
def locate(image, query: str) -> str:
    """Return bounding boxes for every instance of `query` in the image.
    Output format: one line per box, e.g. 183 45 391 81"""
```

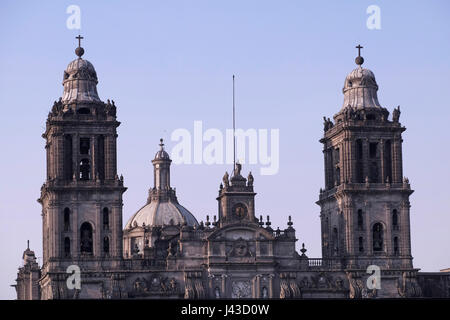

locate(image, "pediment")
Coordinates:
207 223 274 241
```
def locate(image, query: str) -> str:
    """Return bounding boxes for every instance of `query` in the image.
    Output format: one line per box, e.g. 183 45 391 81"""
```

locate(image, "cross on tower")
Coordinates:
76 35 84 48
356 44 363 57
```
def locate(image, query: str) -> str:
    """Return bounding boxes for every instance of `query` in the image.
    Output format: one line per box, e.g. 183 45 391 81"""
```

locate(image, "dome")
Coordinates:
124 139 199 230
342 67 382 110
344 67 378 91
125 200 198 229
154 138 170 160
154 149 170 160
62 57 101 104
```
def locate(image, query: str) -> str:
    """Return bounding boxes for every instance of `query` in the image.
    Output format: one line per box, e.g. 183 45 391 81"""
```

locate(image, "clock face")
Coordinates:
233 204 247 219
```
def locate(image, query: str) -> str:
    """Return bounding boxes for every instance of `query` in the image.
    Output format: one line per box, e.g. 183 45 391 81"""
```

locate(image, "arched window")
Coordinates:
357 209 363 230
262 287 268 298
64 208 70 231
103 208 109 230
372 223 384 252
80 222 93 254
393 237 399 255
215 287 221 299
79 159 90 180
64 237 71 257
332 228 339 255
358 237 364 253
392 209 399 230
103 236 110 255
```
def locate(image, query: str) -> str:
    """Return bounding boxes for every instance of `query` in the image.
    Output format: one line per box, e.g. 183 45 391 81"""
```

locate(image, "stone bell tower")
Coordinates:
38 36 126 299
317 45 414 270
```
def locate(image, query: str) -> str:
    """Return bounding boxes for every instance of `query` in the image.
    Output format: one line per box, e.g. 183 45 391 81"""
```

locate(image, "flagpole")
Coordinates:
233 75 236 174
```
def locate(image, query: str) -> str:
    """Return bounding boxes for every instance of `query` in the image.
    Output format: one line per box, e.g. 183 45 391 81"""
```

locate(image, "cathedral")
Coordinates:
13 39 449 299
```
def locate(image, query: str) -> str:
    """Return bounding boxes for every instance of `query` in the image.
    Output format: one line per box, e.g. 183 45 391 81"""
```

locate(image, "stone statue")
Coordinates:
392 106 401 122
222 171 229 187
234 162 242 177
323 117 334 131
247 171 254 186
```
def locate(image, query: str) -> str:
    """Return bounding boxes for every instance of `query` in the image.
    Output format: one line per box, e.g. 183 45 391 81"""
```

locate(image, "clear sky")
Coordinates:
1 0 449 299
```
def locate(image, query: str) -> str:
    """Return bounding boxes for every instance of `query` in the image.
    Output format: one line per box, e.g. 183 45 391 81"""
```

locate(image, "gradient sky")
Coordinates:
1 0 449 299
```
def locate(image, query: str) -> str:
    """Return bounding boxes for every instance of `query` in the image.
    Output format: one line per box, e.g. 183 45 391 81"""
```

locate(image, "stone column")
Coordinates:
73 204 79 257
72 134 79 180
112 204 123 258
392 137 403 183
363 138 369 181
95 204 101 257
339 144 344 185
105 134 118 180
380 139 385 182
268 274 274 298
55 134 64 179
91 135 97 181
400 200 412 261
385 204 392 256
345 204 355 256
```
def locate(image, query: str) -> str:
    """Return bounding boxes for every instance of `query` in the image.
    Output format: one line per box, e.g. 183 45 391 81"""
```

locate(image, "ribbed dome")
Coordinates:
62 58 101 104
154 149 170 160
125 200 198 229
342 67 381 109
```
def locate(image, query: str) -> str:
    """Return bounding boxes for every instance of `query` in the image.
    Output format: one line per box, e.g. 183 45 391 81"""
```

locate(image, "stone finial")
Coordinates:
265 215 271 228
259 215 264 227
287 215 293 228
300 243 307 256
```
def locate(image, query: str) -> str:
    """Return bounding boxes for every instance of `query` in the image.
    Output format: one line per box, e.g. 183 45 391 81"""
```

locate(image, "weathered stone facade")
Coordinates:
13 42 449 299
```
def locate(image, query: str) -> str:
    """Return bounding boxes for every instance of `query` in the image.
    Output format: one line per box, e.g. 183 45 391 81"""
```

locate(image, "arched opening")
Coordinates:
80 222 93 254
64 237 71 257
103 208 109 230
215 287 221 299
392 209 399 230
262 287 268 298
393 237 399 255
372 223 384 252
357 209 363 230
77 107 90 114
103 236 110 255
358 237 364 253
79 159 90 180
63 135 73 180
63 207 70 231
